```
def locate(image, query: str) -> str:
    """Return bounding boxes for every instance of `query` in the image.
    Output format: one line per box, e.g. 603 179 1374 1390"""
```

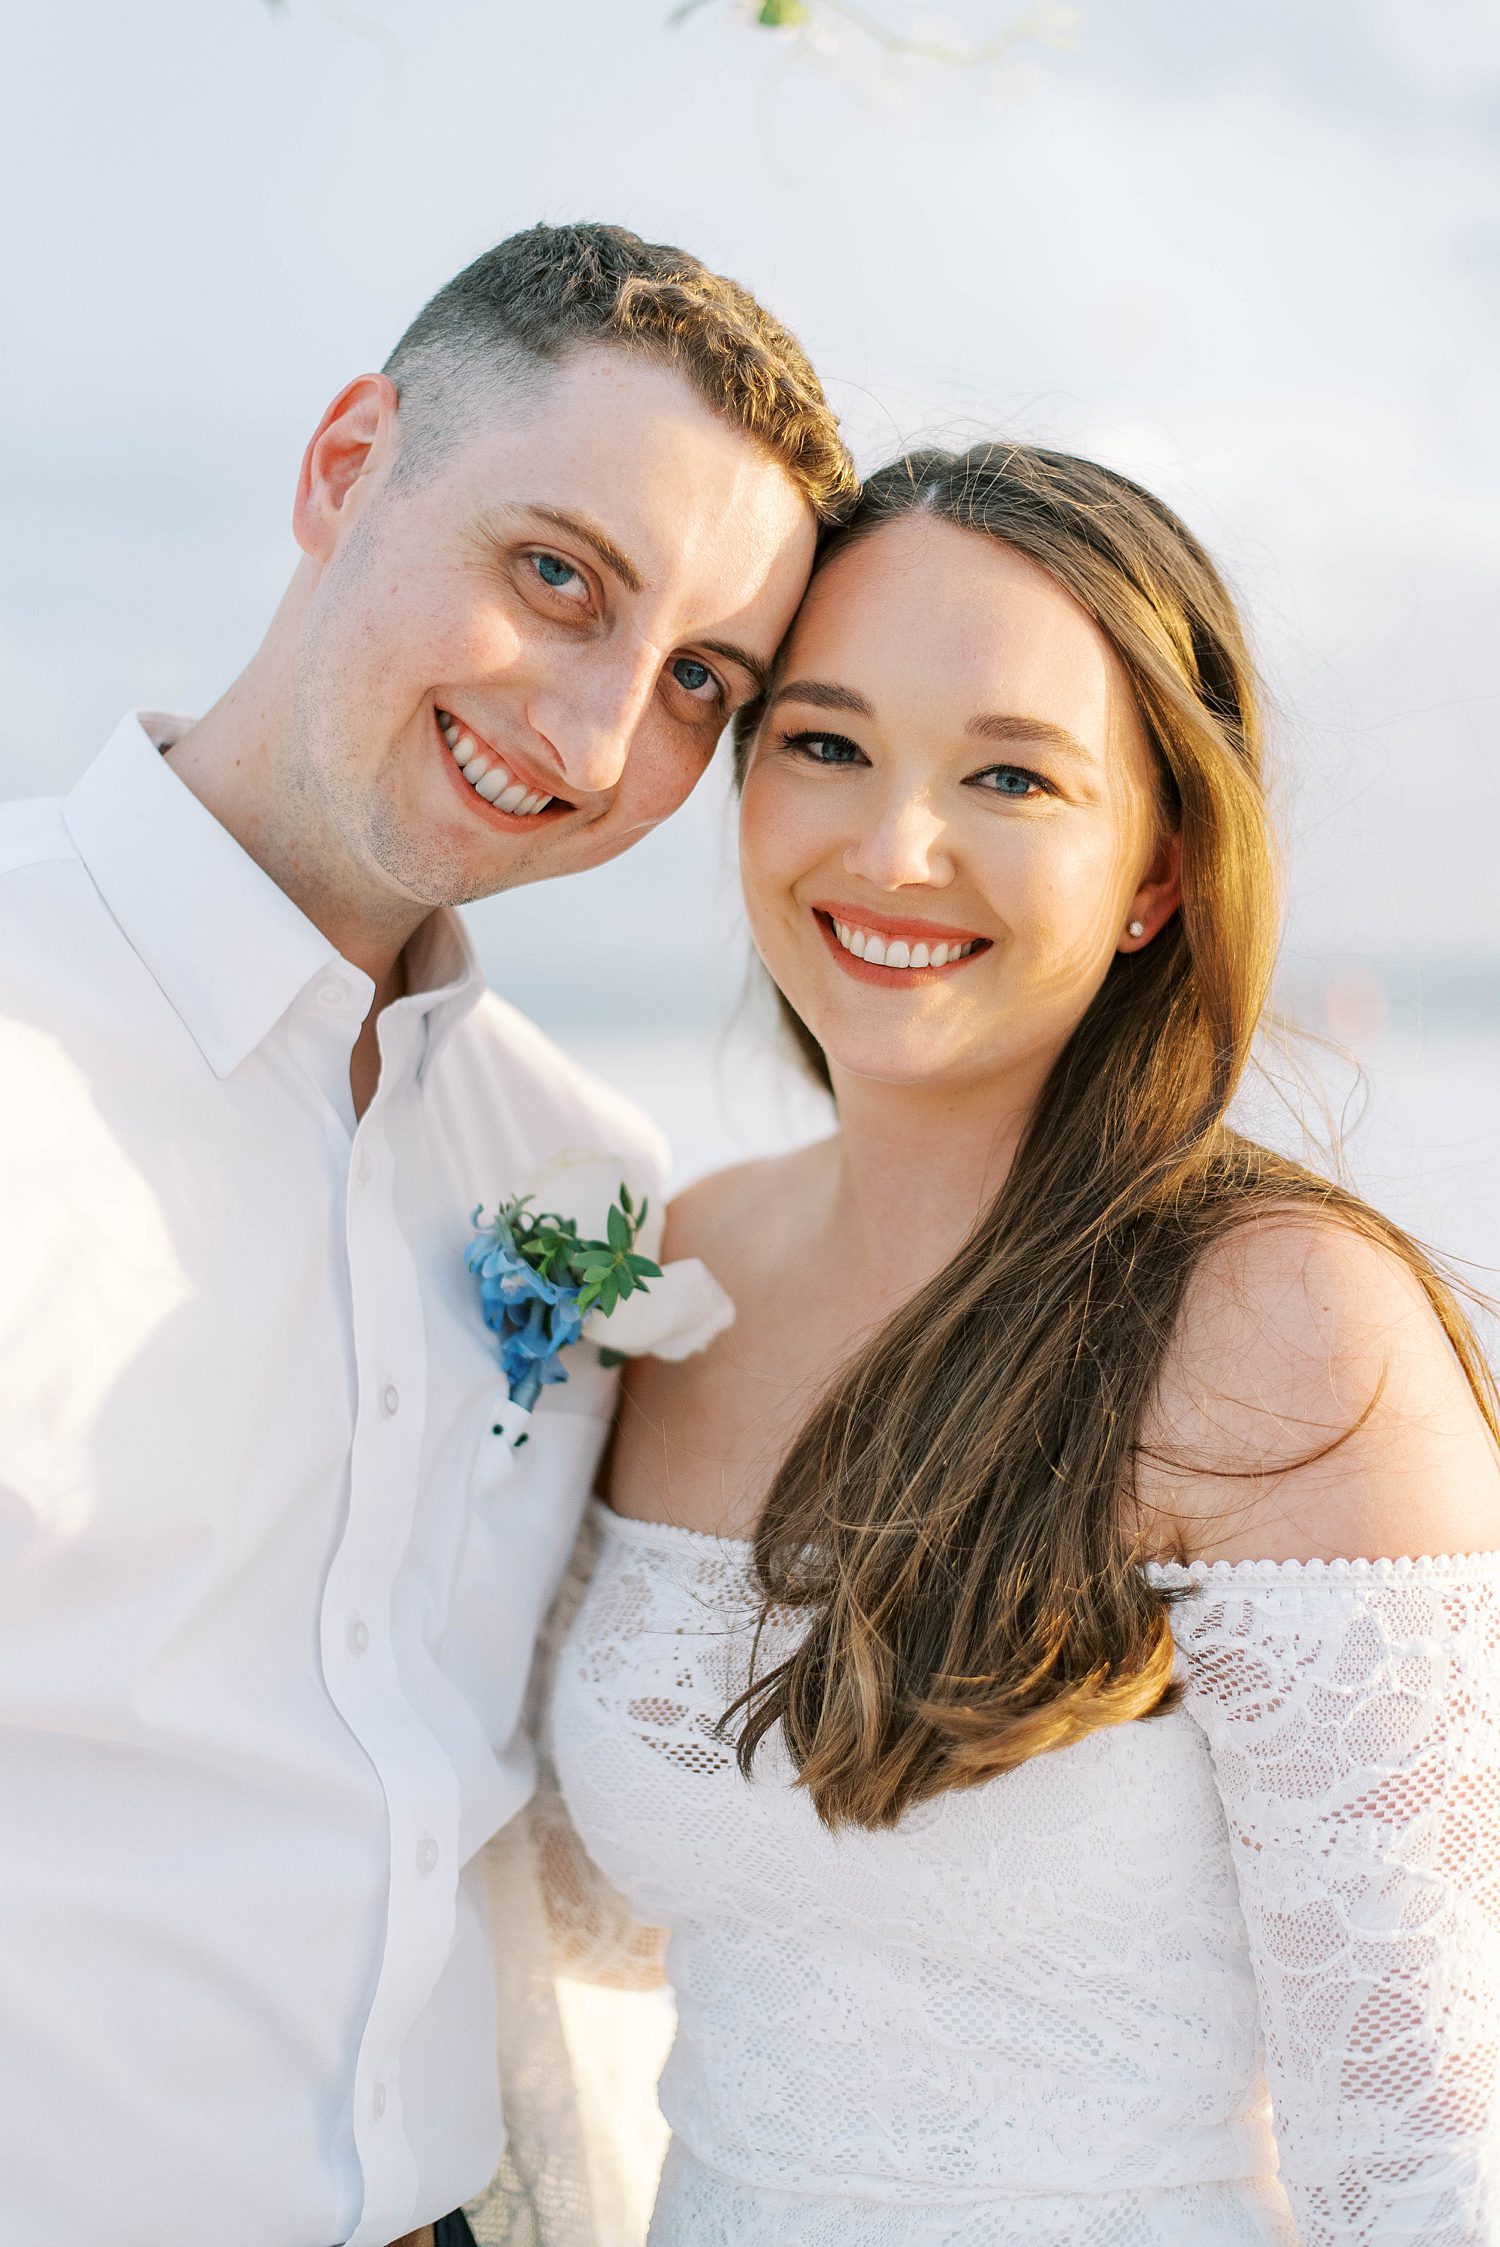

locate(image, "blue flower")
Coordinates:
467 1183 660 1421
464 1227 566 1409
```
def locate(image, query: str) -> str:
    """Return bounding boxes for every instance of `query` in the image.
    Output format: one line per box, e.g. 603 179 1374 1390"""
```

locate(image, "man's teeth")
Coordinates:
438 713 554 816
831 919 979 970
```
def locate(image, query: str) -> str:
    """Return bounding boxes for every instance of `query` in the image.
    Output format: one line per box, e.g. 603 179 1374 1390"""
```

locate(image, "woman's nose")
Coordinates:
841 793 953 890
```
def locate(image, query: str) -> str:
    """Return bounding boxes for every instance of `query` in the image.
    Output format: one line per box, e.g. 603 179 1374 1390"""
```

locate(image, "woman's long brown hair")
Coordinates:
724 443 1499 1831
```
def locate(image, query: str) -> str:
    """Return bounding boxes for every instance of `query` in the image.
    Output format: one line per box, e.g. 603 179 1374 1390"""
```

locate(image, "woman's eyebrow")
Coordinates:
967 712 1094 762
766 679 876 717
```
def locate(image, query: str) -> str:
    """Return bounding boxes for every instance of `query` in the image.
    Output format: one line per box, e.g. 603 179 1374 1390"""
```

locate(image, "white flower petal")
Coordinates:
582 1257 734 1362
521 1149 659 1247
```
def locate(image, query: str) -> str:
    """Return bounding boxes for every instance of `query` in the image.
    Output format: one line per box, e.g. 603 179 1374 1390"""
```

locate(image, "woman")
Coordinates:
543 444 1500 2244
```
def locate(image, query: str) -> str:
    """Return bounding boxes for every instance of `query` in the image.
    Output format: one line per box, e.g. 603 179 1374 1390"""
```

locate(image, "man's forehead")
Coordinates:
461 484 812 674
454 358 813 583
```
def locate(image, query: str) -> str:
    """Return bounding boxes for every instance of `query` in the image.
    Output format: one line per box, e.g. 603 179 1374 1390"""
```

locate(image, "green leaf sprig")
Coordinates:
502 1181 662 1322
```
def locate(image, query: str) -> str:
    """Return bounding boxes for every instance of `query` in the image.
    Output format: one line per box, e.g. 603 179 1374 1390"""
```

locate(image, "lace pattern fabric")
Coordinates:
1153 1553 1500 2245
548 1507 1500 2246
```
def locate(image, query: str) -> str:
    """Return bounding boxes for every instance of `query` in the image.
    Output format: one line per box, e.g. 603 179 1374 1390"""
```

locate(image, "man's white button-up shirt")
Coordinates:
0 714 667 2247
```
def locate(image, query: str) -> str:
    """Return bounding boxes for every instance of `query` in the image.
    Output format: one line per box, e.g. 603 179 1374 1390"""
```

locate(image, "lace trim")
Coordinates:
592 1499 1500 1588
1145 1548 1500 1587
590 1496 750 1553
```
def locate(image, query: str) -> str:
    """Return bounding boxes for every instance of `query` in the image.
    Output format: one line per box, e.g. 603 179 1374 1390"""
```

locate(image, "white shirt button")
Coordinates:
316 981 346 1010
356 1148 372 1185
379 1382 400 1418
347 1618 370 1656
417 1837 439 1876
372 2081 387 2120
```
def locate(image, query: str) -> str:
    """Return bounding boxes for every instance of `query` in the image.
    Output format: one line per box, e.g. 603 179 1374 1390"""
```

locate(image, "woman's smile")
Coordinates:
811 903 991 985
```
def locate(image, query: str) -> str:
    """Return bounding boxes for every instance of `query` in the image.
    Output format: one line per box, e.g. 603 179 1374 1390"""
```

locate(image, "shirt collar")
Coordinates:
403 899 487 1078
65 712 485 1081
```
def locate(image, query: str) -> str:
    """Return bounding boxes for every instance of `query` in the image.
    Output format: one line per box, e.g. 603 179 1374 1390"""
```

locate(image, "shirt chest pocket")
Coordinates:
464 1359 620 1608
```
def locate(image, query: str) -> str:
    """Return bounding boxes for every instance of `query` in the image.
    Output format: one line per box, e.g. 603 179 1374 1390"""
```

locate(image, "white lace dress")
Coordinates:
546 1502 1500 2246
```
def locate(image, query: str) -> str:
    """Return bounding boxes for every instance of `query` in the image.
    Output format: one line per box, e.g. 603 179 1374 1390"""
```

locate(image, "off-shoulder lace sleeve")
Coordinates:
529 1507 668 1991
1155 1551 1500 2246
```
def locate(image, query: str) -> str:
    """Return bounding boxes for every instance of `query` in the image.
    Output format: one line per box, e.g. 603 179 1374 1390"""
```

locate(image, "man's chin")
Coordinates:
364 810 546 910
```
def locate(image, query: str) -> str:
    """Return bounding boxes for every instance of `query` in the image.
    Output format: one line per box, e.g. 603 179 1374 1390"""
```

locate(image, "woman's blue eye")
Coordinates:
982 765 1044 797
533 553 580 591
672 657 714 695
787 731 863 764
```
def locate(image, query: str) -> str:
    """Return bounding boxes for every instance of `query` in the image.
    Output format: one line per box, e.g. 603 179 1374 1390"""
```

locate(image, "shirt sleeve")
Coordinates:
1167 1555 1500 2246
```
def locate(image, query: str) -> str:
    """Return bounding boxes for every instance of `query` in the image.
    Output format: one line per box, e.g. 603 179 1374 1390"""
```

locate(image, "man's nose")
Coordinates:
842 791 953 890
526 643 663 798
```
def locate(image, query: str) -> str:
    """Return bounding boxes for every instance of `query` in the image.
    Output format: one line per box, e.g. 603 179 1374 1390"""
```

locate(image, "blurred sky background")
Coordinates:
3 0 1497 1290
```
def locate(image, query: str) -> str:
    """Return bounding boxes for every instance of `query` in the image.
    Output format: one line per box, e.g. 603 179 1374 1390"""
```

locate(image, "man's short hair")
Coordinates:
383 220 856 522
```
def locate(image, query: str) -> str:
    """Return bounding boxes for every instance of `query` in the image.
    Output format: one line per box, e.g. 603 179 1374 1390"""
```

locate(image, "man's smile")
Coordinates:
434 706 573 822
809 900 992 985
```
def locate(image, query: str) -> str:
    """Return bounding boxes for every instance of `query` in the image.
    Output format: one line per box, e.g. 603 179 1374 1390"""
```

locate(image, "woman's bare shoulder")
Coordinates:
608 1139 838 1536
660 1137 836 1276
1137 1207 1500 1567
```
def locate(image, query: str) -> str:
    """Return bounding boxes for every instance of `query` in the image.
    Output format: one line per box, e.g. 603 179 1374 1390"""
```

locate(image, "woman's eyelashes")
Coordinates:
780 729 867 767
778 732 1055 800
971 762 1055 801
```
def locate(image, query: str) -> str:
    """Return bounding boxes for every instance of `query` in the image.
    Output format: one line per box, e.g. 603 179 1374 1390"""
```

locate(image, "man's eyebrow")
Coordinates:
967 712 1095 760
518 503 646 595
765 679 876 718
699 639 770 701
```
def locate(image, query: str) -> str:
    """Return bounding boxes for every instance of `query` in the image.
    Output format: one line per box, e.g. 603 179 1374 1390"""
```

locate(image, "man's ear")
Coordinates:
1118 826 1183 952
292 372 400 563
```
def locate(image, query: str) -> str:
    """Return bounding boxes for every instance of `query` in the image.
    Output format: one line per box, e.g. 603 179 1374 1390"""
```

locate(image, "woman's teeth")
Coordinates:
438 711 554 816
830 918 980 970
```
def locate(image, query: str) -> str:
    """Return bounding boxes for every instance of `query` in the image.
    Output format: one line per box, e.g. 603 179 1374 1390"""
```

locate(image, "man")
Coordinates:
0 221 853 2247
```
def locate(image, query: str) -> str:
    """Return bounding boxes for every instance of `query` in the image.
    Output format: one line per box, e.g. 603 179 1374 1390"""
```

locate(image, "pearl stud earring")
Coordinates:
1127 920 1145 939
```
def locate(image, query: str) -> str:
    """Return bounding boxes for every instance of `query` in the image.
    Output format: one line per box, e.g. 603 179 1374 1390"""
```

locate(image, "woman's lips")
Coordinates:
812 907 991 985
807 899 989 945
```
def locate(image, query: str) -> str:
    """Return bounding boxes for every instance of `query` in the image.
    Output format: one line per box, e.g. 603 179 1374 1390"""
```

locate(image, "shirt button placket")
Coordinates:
334 1069 456 2244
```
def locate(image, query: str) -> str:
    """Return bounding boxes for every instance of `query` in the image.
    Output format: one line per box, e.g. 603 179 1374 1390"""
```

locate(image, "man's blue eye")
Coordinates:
672 658 713 694
534 554 577 589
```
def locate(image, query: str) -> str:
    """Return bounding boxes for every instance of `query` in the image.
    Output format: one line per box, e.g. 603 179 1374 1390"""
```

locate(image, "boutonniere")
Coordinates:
466 1150 735 1439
